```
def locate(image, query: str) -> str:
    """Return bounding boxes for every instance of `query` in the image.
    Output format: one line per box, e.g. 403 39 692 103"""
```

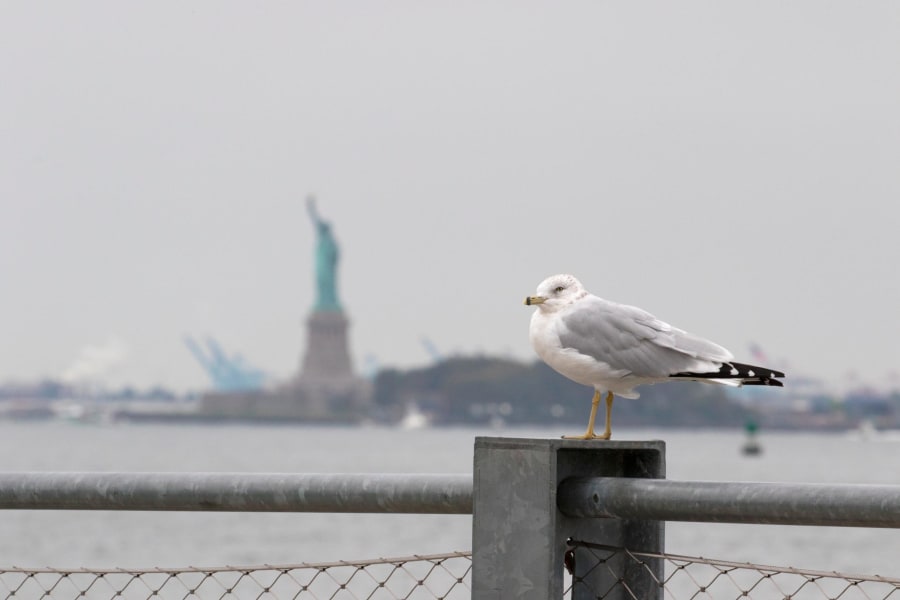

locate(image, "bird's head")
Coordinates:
524 274 586 311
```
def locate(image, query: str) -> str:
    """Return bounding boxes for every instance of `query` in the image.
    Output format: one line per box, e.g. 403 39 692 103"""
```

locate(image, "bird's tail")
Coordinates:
669 361 785 387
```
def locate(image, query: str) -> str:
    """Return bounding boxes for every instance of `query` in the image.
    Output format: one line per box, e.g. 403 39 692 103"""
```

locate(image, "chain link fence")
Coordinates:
566 540 900 599
7 546 900 600
0 552 472 600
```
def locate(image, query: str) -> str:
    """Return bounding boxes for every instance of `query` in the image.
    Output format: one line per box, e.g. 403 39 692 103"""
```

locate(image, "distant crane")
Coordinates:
362 353 380 379
183 335 267 391
420 336 444 364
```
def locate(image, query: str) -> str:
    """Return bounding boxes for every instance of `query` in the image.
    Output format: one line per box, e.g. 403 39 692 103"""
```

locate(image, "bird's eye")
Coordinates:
554 286 565 293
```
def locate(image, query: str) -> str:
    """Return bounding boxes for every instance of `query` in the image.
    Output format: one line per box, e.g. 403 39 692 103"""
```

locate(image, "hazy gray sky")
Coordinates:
2 2 899 393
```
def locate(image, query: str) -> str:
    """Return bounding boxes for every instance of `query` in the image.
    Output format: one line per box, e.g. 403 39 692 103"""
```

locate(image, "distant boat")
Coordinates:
399 403 430 430
489 416 506 430
847 420 900 442
53 401 115 425
852 419 878 441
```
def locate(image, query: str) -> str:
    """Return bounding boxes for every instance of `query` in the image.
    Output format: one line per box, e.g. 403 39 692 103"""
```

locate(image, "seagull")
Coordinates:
525 274 784 440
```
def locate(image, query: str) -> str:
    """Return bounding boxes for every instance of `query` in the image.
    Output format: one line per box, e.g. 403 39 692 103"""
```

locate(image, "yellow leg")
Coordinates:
563 391 614 440
600 391 613 440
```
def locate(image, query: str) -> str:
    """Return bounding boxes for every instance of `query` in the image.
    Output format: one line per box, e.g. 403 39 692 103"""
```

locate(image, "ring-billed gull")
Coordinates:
525 274 784 440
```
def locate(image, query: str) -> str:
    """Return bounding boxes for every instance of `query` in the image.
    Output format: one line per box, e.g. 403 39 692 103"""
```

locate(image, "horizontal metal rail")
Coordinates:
0 472 473 514
6 472 900 527
558 477 900 528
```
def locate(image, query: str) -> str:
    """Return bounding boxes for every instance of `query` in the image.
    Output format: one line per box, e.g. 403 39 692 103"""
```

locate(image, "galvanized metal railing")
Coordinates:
556 477 900 527
5 437 900 600
0 472 472 513
4 470 900 528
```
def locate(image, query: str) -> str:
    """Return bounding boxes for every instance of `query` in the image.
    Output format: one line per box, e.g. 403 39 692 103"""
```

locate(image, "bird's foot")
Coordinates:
562 432 611 441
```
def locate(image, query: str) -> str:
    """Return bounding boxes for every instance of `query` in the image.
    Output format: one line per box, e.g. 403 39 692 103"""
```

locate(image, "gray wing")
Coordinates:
557 296 734 378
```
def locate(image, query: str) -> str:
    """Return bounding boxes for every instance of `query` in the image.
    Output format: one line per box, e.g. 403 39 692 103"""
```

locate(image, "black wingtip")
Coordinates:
741 378 784 387
670 361 786 386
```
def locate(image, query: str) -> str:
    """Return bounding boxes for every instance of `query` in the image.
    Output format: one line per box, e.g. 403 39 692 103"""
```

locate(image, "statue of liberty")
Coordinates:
306 195 342 311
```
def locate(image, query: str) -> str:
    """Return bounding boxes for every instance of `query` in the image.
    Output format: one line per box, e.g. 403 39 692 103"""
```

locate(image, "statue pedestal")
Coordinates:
299 310 354 383
292 310 370 419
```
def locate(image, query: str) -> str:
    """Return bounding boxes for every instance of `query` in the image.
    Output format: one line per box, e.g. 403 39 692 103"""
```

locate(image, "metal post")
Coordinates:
471 437 665 600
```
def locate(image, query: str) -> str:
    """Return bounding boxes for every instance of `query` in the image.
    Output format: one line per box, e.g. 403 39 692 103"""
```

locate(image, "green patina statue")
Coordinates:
306 195 342 311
